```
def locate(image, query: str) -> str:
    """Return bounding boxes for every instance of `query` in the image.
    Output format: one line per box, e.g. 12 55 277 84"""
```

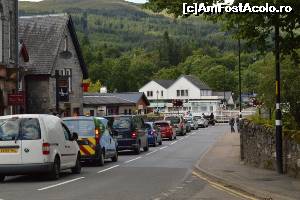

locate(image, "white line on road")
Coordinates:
124 156 142 163
170 141 178 145
97 165 119 173
37 177 85 191
177 138 184 141
159 146 168 150
146 150 158 156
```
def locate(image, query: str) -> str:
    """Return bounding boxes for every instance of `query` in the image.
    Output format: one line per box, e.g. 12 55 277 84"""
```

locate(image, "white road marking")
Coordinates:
146 150 158 156
37 177 85 191
159 146 168 150
178 138 184 141
176 186 184 189
97 165 119 173
124 156 142 163
170 141 178 145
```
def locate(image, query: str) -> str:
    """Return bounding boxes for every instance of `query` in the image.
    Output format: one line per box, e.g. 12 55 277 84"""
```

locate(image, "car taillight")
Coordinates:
42 143 50 155
131 131 137 139
95 128 101 144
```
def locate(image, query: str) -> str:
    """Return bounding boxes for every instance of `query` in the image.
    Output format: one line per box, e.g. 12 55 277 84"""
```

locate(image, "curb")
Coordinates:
194 150 296 200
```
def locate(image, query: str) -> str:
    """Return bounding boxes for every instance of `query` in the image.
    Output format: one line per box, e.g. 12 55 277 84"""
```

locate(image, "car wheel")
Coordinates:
0 175 5 183
96 150 105 166
71 154 82 174
143 141 149 152
159 139 162 145
49 157 60 180
111 150 118 162
169 136 173 141
134 142 141 154
174 135 177 140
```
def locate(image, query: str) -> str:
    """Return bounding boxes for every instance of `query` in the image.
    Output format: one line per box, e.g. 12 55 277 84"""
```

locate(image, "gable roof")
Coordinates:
83 95 135 106
18 14 88 78
83 92 150 106
181 75 211 90
153 80 175 89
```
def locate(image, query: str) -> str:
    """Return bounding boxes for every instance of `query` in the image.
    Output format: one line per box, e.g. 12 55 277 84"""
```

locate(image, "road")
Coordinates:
0 125 241 200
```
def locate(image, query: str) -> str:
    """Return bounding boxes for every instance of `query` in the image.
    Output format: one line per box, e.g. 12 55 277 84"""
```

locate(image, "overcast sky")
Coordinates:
19 0 148 3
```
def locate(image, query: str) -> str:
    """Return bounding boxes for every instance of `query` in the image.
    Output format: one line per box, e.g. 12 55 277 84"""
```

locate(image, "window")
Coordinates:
181 90 184 96
161 90 163 97
124 109 127 115
65 68 72 92
200 106 207 112
58 69 72 92
128 109 132 115
210 106 214 112
61 123 71 141
146 91 153 97
185 90 189 96
177 90 180 96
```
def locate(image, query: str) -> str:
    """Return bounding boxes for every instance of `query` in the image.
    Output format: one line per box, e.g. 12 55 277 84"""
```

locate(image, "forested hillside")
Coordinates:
19 0 253 94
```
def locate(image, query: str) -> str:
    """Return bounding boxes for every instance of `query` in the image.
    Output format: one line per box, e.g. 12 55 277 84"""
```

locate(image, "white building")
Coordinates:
139 75 234 116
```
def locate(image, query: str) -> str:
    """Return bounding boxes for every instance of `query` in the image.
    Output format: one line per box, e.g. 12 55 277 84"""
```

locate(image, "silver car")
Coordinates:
195 116 209 128
185 117 198 130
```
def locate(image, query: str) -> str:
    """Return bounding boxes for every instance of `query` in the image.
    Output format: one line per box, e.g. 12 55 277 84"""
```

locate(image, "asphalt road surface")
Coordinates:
0 124 241 200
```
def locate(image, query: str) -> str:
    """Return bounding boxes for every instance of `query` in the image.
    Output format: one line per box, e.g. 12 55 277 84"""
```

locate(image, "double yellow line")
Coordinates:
192 171 260 200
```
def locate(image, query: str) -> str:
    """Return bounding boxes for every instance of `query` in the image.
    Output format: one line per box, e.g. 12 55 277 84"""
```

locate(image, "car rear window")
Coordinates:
110 117 131 129
155 122 169 127
165 117 180 124
0 118 41 141
64 119 95 137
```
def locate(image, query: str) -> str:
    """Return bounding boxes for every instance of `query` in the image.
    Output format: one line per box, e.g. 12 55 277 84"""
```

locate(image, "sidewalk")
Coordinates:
195 132 300 200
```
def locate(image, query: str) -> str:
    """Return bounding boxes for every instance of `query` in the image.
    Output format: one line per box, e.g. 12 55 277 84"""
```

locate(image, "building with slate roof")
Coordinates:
0 0 19 116
18 14 88 116
139 75 234 115
83 92 150 116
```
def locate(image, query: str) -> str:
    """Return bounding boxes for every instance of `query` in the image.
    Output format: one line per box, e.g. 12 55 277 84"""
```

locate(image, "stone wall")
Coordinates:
240 119 300 179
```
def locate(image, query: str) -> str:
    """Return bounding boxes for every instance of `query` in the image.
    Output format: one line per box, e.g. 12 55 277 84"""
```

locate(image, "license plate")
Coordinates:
0 148 18 153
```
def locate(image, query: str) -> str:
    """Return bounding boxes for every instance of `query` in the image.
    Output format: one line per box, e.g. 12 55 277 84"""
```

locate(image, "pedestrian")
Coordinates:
236 117 240 133
229 117 235 133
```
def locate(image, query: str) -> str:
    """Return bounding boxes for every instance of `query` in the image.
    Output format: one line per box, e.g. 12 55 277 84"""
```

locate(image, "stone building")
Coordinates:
19 14 88 116
0 0 18 115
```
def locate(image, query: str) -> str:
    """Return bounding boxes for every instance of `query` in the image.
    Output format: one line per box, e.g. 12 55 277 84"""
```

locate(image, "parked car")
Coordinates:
203 115 216 126
63 116 118 166
185 117 198 130
145 122 162 147
195 116 209 128
0 114 81 182
164 116 186 136
154 121 176 141
105 115 149 154
184 119 192 133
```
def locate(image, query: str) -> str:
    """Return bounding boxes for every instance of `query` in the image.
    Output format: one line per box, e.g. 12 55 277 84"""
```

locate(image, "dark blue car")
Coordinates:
145 122 162 147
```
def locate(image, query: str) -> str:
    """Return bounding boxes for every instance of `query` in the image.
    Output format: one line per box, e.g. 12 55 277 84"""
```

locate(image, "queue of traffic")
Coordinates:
0 114 212 182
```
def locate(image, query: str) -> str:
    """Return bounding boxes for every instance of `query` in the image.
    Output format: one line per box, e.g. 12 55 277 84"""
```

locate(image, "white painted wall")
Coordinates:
139 80 168 100
168 76 201 100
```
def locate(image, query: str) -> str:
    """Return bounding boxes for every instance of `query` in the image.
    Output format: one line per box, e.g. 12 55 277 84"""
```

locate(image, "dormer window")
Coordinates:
64 35 68 52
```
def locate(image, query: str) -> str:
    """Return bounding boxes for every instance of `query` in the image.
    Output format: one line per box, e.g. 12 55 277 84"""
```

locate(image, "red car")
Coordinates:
154 121 176 141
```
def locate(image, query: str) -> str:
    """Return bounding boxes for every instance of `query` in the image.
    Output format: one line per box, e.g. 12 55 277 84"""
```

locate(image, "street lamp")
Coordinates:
156 90 159 114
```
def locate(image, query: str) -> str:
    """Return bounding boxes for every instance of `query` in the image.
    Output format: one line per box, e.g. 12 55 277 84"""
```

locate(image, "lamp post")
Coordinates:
156 90 159 114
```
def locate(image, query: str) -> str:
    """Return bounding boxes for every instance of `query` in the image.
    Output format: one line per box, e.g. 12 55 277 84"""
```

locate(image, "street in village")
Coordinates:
0 125 245 200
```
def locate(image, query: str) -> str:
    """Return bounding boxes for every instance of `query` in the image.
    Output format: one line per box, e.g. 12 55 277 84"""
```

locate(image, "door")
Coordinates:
21 118 44 164
61 123 77 168
0 117 22 164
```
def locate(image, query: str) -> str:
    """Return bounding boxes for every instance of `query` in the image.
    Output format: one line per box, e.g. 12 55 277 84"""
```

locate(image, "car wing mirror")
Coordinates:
72 132 79 141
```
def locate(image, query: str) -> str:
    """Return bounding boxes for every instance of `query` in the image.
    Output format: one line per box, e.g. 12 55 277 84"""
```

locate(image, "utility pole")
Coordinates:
274 19 283 174
238 24 244 161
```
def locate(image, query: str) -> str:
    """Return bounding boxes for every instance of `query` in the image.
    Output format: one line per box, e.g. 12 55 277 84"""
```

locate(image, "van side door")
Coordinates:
61 123 77 168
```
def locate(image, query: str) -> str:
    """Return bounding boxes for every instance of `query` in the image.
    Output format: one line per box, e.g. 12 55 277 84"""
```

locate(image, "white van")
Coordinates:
0 114 81 182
